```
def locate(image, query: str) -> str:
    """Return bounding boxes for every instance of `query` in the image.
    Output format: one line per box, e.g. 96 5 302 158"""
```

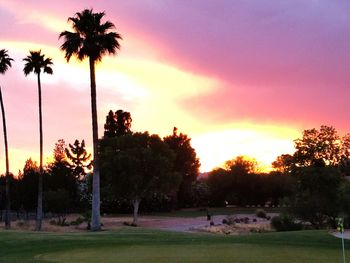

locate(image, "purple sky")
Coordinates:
0 0 349 172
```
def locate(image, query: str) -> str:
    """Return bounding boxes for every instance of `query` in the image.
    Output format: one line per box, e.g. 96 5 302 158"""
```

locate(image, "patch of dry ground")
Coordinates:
0 213 275 235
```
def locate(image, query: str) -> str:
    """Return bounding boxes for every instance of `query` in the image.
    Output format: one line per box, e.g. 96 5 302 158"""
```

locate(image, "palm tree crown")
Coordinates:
59 9 122 62
23 50 53 76
0 49 13 74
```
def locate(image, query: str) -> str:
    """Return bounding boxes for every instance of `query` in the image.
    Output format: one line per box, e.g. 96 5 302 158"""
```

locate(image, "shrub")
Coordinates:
224 215 236 225
123 221 138 227
70 217 85 226
256 209 267 218
271 214 302 231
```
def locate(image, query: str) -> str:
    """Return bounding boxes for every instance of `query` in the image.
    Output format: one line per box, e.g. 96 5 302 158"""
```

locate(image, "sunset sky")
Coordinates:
0 0 349 173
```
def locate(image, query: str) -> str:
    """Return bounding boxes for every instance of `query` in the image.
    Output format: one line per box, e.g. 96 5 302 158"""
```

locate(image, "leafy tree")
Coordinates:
46 140 77 210
0 49 13 229
23 50 53 231
290 166 343 228
272 154 294 173
44 189 70 225
273 126 350 177
53 139 66 163
206 156 293 207
65 139 92 179
100 132 180 225
188 180 211 208
224 156 259 175
340 133 350 176
163 127 200 208
293 125 342 167
60 9 122 231
104 109 132 138
18 159 39 212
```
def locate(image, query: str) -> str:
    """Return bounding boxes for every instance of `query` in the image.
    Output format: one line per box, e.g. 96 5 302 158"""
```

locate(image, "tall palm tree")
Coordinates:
0 49 13 229
23 50 53 231
59 9 122 231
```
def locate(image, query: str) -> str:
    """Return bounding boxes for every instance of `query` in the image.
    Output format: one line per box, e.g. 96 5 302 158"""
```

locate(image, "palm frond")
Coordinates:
23 50 53 76
60 9 122 62
0 49 13 74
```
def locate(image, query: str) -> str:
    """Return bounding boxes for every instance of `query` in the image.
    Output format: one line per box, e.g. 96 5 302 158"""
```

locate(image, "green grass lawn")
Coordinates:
0 228 346 262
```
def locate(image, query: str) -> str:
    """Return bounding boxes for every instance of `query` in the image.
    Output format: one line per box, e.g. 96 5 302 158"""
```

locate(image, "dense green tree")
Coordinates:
104 109 132 138
206 156 294 207
23 50 53 231
46 140 77 210
44 189 70 225
60 9 122 231
18 159 39 212
100 132 180 225
290 166 343 228
0 49 13 229
164 127 200 208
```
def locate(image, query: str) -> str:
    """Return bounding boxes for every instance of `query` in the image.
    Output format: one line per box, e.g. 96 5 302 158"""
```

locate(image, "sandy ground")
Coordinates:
333 231 350 240
0 214 274 234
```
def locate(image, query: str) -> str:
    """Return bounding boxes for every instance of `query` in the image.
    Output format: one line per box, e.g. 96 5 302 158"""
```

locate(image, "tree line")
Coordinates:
1 106 350 230
0 109 200 227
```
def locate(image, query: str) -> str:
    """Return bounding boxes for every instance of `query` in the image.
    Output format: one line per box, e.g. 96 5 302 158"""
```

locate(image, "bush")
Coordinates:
271 214 302 231
223 215 236 225
70 217 85 226
256 209 267 218
123 221 138 227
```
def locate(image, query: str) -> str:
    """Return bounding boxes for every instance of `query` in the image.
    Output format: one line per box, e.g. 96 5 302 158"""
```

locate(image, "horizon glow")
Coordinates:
0 1 349 174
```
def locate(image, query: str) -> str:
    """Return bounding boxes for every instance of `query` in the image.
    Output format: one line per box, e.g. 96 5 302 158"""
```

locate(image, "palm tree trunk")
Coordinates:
0 86 11 229
89 58 101 231
35 73 43 231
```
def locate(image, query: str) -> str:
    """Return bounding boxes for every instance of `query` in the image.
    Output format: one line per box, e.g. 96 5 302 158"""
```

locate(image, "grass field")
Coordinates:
0 228 347 262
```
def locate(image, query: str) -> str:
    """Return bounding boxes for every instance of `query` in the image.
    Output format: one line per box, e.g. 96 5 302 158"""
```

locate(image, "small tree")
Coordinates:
65 139 92 180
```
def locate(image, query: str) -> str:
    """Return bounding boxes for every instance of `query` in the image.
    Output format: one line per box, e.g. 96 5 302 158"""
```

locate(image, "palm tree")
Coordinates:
0 49 13 229
23 50 53 231
59 9 122 231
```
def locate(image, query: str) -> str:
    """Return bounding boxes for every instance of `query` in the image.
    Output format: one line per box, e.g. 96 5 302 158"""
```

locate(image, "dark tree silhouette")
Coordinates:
46 140 77 213
272 125 350 173
104 109 132 138
23 50 53 231
294 125 341 167
19 159 39 213
60 9 122 231
65 139 92 179
164 127 200 208
0 49 13 229
100 132 180 225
